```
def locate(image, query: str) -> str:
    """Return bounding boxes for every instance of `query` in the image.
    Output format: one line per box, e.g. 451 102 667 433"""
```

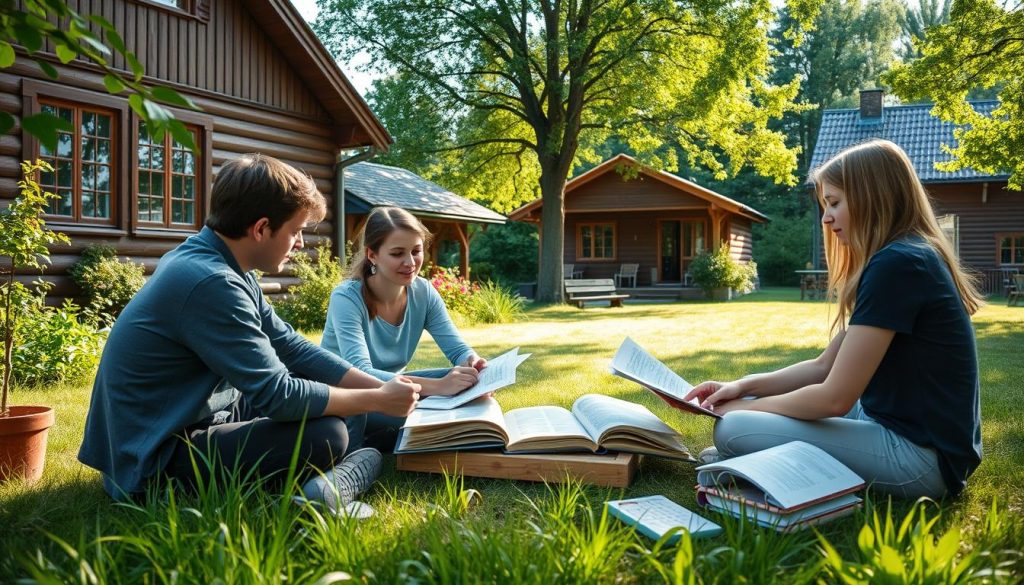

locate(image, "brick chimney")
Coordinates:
859 89 884 120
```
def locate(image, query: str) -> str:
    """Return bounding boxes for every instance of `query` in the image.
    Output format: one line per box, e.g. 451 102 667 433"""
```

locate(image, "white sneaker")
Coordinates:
300 447 383 515
290 496 376 519
698 446 721 464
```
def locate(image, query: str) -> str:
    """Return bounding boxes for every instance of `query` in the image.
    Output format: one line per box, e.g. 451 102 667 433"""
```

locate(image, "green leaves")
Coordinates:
103 73 126 94
21 111 74 153
886 2 1024 189
0 3 200 154
0 41 15 67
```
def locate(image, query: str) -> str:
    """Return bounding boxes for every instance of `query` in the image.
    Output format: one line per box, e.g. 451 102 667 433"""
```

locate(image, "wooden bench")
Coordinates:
564 278 630 308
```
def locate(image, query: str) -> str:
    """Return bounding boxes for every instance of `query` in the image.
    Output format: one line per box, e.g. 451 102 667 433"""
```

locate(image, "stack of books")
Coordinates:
695 441 865 532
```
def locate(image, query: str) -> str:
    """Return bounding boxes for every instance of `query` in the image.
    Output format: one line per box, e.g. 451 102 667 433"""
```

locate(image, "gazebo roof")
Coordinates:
344 162 507 224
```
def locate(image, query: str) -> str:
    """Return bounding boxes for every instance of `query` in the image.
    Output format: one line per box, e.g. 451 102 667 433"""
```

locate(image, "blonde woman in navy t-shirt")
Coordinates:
685 140 984 498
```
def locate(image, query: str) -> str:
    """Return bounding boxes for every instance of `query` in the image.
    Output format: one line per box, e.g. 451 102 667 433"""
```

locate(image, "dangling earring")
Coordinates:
369 263 377 275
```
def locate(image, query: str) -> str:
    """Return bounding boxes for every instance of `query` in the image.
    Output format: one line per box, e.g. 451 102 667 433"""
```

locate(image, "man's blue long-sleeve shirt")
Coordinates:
79 227 351 498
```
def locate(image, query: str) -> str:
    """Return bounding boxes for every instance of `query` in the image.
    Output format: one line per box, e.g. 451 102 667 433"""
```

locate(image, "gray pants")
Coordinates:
713 402 947 499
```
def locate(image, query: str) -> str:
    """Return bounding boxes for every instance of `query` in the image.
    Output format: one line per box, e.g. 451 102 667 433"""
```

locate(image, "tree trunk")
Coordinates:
535 166 567 303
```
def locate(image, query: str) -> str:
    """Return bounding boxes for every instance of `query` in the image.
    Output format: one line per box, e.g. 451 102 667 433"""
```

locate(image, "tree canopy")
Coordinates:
316 0 820 301
886 0 1024 189
770 0 902 172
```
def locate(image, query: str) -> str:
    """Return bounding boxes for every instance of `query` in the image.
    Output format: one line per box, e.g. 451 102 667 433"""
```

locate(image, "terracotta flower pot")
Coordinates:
0 405 55 483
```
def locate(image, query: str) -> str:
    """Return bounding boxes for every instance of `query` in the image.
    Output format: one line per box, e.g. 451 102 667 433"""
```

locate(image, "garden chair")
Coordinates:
1008 274 1024 307
614 263 639 288
563 263 584 279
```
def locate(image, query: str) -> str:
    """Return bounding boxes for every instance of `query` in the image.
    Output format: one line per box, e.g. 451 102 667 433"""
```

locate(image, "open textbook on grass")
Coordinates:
396 394 695 460
611 337 721 419
416 347 531 410
695 441 865 532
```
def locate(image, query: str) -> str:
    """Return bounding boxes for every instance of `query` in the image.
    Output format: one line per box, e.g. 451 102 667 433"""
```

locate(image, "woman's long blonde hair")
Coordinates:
348 206 432 319
811 140 983 334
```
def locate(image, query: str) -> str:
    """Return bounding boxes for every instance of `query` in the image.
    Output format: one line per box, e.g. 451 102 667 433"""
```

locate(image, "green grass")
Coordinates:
2 287 1022 583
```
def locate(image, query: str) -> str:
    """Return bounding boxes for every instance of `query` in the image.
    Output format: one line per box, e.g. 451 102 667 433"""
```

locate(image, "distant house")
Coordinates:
810 90 1024 293
2 0 392 304
342 162 507 277
508 154 768 286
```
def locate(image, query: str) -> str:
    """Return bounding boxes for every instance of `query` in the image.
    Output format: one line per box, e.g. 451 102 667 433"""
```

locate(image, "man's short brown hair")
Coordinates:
206 154 326 238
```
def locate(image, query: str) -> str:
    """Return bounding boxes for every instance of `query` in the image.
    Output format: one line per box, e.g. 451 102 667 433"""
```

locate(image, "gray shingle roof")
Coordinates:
809 100 1007 183
343 162 506 224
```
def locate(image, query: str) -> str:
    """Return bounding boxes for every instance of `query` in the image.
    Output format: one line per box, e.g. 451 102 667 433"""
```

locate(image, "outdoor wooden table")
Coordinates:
796 269 829 300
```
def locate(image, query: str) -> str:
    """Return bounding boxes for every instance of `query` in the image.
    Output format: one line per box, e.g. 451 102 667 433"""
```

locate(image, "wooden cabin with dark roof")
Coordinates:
342 161 507 278
810 90 1024 294
2 0 392 304
509 154 768 287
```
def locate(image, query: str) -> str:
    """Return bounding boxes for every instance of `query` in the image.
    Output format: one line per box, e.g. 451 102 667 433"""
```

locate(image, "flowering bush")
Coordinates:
274 241 344 332
428 266 478 317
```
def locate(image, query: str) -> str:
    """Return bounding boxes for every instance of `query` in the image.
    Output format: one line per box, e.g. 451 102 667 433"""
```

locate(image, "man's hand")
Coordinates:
684 380 744 411
378 376 421 417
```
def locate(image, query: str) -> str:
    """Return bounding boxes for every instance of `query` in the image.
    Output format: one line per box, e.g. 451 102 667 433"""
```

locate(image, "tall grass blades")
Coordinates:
468 281 526 324
817 497 1005 584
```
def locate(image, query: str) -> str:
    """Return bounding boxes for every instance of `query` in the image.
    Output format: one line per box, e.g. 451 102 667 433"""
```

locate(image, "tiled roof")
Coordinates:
343 162 506 224
809 100 1007 183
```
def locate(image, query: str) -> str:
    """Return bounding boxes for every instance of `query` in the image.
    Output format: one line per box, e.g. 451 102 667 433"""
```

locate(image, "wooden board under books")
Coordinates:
396 450 641 488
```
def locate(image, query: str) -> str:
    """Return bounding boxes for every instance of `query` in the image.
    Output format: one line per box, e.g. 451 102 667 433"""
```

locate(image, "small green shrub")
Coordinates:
689 246 757 298
467 281 525 324
69 243 146 322
274 241 344 332
0 287 105 386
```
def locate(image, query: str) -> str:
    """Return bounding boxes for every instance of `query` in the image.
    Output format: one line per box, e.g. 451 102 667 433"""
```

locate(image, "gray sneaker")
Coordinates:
698 446 721 464
301 447 383 513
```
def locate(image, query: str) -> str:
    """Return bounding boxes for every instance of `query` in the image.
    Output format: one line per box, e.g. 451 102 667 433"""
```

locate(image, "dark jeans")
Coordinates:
163 395 350 491
347 367 451 453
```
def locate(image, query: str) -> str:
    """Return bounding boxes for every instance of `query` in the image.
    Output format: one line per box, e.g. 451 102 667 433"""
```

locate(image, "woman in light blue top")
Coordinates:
323 207 486 450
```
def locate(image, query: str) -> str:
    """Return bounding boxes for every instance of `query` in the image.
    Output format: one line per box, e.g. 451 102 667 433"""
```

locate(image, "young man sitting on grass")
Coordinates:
79 154 421 516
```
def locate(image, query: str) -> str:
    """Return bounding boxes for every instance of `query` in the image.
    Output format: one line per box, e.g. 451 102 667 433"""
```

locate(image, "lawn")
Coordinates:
1 287 1022 583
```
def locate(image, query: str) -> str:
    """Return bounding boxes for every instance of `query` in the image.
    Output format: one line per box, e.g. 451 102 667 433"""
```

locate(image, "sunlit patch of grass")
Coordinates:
3 288 1022 582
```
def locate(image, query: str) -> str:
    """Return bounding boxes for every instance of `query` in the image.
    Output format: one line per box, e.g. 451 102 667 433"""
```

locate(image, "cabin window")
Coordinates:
135 121 201 229
36 101 117 225
998 234 1024 266
577 223 616 260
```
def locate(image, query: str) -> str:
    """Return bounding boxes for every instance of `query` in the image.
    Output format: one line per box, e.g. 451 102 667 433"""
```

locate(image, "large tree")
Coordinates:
886 0 1024 189
770 0 903 173
316 0 818 302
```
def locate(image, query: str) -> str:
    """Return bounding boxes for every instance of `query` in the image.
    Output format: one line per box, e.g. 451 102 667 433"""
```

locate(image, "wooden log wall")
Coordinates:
1 52 340 305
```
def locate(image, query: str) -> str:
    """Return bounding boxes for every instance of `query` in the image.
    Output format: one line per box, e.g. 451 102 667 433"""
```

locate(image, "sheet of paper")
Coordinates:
611 338 694 398
415 347 529 410
610 337 719 417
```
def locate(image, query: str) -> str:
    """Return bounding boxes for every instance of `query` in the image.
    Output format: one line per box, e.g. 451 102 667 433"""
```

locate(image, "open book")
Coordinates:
695 441 865 532
610 337 721 418
396 394 695 461
416 347 531 410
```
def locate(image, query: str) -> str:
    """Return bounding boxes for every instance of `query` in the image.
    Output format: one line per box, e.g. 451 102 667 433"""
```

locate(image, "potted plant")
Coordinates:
0 161 69 483
689 245 757 301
